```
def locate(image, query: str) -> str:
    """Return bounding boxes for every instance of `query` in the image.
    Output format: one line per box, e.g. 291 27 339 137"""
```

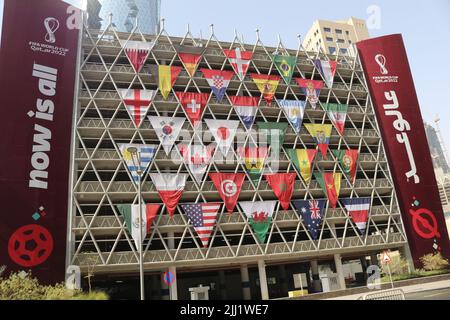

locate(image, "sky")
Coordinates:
1 0 450 148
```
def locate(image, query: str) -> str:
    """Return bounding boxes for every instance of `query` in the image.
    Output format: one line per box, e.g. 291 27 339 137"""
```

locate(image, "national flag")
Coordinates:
296 78 323 109
240 201 276 244
178 143 216 184
176 92 209 127
257 122 288 149
150 173 187 217
181 203 221 248
313 59 337 88
148 116 185 155
264 173 296 210
341 198 371 234
118 144 157 184
324 103 348 135
230 96 259 130
223 48 253 80
333 149 359 184
287 149 317 183
272 55 296 84
205 119 240 156
304 124 333 158
118 89 156 128
293 200 326 240
117 204 160 249
209 173 246 214
200 69 234 102
237 146 269 183
276 99 305 133
174 45 205 77
251 74 281 105
314 172 342 208
119 40 155 73
150 65 182 100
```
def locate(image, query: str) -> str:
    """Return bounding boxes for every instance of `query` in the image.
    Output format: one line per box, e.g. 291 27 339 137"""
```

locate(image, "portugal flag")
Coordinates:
264 173 296 210
314 172 342 208
209 173 246 214
287 149 317 183
251 74 281 105
333 149 359 184
150 173 187 217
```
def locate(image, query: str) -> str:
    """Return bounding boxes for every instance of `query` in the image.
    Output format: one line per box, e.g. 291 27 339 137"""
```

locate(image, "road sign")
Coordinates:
382 251 392 264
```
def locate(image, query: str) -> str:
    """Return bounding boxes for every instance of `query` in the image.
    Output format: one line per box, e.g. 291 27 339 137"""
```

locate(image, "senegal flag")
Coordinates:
273 55 296 84
251 74 281 105
304 124 333 158
314 172 342 208
237 146 269 183
287 149 317 183
323 103 348 135
333 149 359 184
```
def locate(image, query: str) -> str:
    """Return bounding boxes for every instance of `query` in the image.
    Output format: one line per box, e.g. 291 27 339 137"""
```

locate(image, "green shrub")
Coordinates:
420 253 449 271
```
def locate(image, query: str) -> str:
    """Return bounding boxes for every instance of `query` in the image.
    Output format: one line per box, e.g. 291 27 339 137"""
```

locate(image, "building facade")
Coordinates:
303 17 370 55
68 20 411 300
424 121 450 177
87 0 161 34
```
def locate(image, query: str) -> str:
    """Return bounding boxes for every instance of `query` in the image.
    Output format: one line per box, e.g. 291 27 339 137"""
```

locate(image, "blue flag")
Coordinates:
293 199 326 240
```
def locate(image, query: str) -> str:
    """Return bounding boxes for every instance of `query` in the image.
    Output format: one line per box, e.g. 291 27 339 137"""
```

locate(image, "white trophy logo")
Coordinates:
374 54 388 75
44 17 60 44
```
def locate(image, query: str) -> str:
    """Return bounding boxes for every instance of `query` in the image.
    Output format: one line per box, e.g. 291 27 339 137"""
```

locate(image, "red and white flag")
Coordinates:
176 92 209 127
119 40 155 73
181 203 221 248
209 173 246 214
119 89 156 127
178 143 216 184
205 119 240 156
223 48 253 80
148 116 186 155
264 173 296 210
150 173 187 217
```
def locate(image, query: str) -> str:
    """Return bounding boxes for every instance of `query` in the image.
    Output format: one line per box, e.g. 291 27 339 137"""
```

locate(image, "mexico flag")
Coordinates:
116 204 160 249
313 59 337 89
175 45 205 77
230 96 259 130
314 172 342 208
223 48 253 80
304 124 333 158
332 149 359 184
209 173 246 214
264 173 296 210
323 103 348 135
150 173 187 217
205 119 240 156
176 92 209 127
251 74 281 105
341 198 371 234
119 89 156 128
119 40 155 73
287 149 317 183
240 201 276 244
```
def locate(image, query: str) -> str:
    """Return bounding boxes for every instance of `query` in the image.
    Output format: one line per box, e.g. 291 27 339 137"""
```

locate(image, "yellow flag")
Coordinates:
159 65 182 100
333 173 342 197
251 74 281 105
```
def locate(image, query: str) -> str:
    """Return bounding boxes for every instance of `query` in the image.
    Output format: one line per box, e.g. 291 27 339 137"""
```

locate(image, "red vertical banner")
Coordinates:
357 34 450 267
0 0 79 283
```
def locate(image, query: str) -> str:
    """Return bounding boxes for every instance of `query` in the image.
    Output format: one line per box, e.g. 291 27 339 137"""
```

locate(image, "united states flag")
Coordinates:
181 203 221 248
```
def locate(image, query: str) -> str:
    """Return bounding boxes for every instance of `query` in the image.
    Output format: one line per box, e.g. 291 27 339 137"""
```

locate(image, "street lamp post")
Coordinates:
127 147 145 301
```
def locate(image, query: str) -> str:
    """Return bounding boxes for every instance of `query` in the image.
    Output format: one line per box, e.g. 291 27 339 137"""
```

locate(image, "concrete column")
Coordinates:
257 260 269 300
169 266 178 301
240 265 251 300
334 254 346 290
400 244 415 273
370 253 379 267
168 232 175 250
160 272 170 300
310 260 322 293
150 274 159 300
278 265 289 297
219 270 227 300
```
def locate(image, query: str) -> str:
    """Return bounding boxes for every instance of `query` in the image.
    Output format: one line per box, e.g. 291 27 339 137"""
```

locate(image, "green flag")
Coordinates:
257 122 288 149
273 55 296 84
240 201 277 244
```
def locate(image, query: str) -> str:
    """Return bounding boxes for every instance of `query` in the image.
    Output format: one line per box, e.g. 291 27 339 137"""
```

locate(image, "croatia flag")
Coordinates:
230 96 259 130
313 59 337 88
201 69 234 102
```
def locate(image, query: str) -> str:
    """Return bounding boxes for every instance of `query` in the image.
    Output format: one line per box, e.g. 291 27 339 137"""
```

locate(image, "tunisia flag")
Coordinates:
209 173 245 214
265 173 296 210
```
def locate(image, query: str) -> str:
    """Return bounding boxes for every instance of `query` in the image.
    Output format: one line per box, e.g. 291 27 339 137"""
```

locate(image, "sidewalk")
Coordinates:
326 279 450 300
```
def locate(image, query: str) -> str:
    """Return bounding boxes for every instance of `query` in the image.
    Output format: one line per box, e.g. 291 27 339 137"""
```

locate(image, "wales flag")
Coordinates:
240 201 276 244
273 55 296 84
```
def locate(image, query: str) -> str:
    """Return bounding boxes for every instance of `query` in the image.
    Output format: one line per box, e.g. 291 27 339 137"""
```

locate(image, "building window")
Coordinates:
340 48 347 54
337 38 345 43
324 27 331 32
329 46 336 54
326 37 333 42
346 30 350 35
336 29 343 34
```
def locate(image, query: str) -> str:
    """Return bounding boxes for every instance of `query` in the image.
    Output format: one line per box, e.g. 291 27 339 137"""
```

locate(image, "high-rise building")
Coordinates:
303 17 370 55
424 121 450 177
87 0 161 35
86 0 102 30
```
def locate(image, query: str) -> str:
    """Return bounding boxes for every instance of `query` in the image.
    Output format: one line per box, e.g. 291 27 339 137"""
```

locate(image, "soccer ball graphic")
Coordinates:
8 224 54 267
